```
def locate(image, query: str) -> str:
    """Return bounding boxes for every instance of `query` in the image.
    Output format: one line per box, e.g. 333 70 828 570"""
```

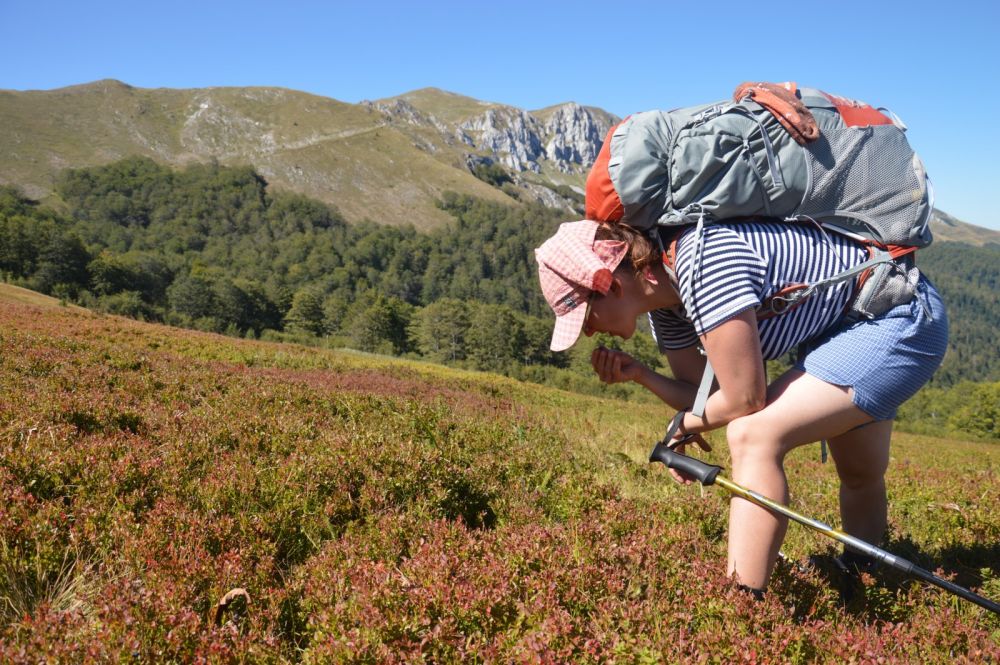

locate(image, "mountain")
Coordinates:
0 80 617 230
2 80 998 242
928 209 1000 246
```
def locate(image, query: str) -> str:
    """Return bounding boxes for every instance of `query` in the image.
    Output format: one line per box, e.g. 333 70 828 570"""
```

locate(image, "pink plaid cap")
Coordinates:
535 220 628 351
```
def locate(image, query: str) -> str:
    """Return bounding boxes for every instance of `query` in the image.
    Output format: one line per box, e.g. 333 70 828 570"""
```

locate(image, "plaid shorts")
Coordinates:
794 276 949 421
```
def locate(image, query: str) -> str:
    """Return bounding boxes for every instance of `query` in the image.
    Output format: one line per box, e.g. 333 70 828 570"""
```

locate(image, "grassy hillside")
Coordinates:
930 209 1000 246
0 80 513 230
0 287 997 661
385 87 501 125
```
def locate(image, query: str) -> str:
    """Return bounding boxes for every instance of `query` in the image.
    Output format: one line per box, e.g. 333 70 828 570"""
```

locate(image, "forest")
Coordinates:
1 156 996 438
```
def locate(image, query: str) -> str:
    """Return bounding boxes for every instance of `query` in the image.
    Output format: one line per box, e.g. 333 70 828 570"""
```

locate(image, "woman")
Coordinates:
534 217 948 596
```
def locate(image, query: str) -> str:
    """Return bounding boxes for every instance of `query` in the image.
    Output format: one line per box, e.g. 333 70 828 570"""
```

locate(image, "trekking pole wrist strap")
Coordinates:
664 409 689 444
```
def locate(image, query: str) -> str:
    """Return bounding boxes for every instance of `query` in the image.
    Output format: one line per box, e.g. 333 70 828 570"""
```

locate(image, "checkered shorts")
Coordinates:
794 276 949 421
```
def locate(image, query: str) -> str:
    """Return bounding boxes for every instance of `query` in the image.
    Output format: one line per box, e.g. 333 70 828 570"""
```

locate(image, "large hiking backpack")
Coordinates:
585 82 933 323
584 83 936 419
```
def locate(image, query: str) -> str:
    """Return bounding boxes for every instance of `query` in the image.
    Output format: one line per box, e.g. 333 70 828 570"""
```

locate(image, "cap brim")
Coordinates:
549 300 588 352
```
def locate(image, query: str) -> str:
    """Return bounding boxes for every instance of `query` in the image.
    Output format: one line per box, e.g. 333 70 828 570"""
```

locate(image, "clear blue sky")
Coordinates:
3 0 998 229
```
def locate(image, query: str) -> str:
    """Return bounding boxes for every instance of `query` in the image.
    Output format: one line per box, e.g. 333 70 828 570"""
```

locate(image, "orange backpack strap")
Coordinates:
658 234 682 288
757 283 812 320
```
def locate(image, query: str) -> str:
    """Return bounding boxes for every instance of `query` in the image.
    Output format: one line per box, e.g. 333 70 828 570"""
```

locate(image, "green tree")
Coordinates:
520 314 566 367
89 250 136 296
97 290 157 320
948 382 999 439
167 273 217 321
284 287 327 336
32 233 91 297
411 298 470 362
0 213 51 278
465 303 525 372
471 162 512 187
346 292 413 355
212 278 278 334
322 292 351 334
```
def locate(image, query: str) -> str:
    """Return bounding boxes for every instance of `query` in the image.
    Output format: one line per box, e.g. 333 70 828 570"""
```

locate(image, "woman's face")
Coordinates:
582 275 641 340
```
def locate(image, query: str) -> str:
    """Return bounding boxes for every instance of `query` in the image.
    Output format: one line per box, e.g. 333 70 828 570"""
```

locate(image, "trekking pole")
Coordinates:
649 440 1000 615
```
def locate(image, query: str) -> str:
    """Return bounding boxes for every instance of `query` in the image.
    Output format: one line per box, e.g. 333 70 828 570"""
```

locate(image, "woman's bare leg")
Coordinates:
724 370 875 589
828 419 893 547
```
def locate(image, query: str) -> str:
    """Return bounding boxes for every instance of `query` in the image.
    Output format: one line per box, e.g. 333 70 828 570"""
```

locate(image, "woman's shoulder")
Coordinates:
674 220 759 249
671 221 767 267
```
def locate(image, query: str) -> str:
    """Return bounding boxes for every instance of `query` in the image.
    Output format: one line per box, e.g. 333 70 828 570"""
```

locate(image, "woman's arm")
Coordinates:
664 345 707 386
676 309 766 435
591 346 700 410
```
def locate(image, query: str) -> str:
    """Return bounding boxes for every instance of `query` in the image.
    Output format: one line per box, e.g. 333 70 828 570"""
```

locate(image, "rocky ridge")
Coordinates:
368 92 617 177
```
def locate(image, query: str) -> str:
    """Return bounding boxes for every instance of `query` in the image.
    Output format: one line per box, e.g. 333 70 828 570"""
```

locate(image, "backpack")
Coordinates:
584 83 935 418
585 82 932 323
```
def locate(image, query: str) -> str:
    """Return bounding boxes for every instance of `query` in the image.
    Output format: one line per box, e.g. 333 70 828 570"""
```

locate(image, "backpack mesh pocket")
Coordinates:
799 125 929 246
848 255 920 322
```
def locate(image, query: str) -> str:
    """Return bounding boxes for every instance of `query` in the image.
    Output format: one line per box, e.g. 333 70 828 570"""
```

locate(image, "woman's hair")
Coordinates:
594 222 660 275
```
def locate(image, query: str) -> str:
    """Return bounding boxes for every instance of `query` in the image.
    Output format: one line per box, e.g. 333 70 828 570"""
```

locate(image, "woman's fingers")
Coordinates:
665 439 708 485
610 352 622 380
591 347 607 378
592 346 631 384
666 442 693 484
591 348 607 381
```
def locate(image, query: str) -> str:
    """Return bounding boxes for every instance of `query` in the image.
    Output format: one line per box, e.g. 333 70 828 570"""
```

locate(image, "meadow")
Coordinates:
1 284 997 662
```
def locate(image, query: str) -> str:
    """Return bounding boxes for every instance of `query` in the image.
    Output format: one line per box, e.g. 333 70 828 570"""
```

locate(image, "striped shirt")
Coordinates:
649 221 867 360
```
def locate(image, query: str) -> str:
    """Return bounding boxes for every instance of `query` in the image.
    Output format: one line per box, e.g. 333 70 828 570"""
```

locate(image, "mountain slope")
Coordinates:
0 80 618 229
929 209 1000 246
3 80 998 241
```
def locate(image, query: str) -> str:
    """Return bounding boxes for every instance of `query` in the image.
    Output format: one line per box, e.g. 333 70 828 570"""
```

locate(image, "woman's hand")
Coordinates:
666 431 713 485
591 346 644 384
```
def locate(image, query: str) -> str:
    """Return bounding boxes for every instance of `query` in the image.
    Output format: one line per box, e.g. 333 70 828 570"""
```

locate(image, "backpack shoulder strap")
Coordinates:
692 358 714 418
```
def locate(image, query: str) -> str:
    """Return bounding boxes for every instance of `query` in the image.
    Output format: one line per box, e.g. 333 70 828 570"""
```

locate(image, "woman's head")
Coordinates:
593 221 660 277
535 220 664 351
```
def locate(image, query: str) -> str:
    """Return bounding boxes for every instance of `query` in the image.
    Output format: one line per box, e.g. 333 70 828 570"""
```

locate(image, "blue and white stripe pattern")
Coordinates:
649 221 867 360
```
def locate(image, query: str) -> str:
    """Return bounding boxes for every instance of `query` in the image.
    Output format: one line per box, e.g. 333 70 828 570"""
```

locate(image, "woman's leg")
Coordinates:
827 419 893 547
724 369 874 589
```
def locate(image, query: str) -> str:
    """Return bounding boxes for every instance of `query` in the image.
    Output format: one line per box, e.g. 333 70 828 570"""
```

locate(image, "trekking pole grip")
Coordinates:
649 443 723 486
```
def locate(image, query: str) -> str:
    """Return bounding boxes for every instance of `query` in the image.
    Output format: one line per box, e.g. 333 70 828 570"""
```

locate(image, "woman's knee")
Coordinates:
726 415 784 469
836 462 887 491
830 422 892 490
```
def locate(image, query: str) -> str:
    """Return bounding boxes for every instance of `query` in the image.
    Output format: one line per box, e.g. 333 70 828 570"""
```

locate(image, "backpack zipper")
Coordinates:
742 139 773 216
729 106 785 189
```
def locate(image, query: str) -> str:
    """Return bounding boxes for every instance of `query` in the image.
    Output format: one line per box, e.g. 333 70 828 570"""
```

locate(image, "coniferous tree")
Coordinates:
284 287 327 336
411 298 470 362
466 303 525 373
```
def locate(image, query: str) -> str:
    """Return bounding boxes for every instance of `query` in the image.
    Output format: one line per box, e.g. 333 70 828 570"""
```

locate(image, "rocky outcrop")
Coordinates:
460 108 544 172
457 102 615 175
367 99 450 133
542 103 609 173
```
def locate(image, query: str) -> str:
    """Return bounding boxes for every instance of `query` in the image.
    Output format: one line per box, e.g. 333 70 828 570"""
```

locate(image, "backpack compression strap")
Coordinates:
756 243 916 318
